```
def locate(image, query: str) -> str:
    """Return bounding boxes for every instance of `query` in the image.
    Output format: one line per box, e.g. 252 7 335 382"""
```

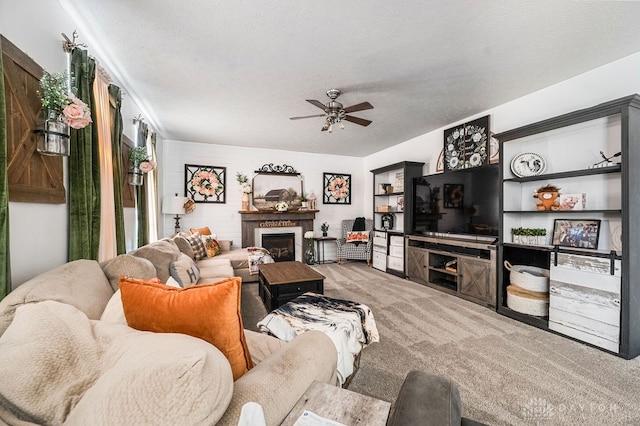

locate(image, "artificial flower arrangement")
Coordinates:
274 202 289 211
328 176 349 200
38 71 92 129
190 169 223 197
304 231 314 240
236 172 252 193
129 146 156 173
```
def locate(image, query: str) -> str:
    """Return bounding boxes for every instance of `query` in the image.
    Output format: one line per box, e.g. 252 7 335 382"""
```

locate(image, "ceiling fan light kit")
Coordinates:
290 89 373 132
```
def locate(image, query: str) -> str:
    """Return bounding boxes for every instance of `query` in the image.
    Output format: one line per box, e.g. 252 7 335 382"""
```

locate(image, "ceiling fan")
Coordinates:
290 89 373 132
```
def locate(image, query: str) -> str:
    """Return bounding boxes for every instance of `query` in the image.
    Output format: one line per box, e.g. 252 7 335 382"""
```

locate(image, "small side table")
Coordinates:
313 236 337 264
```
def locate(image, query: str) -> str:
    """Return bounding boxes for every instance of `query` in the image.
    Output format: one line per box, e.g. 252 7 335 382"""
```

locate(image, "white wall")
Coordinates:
1 0 151 286
162 140 365 260
363 51 640 205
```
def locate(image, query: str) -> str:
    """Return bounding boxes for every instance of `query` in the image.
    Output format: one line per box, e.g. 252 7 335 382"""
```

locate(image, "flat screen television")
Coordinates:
412 164 500 238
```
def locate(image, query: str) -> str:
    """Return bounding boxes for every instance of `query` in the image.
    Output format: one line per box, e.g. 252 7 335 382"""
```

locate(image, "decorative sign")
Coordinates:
444 115 490 171
185 164 226 203
259 220 298 228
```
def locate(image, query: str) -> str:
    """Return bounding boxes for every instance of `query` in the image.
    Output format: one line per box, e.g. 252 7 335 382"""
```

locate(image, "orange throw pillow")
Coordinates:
190 226 212 236
119 276 253 380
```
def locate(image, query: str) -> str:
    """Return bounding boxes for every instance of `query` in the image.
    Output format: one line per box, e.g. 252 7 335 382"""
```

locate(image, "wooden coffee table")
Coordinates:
281 381 390 426
258 261 325 311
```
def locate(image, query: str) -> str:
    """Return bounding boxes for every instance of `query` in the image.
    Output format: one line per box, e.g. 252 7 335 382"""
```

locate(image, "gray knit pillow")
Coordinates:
102 255 156 292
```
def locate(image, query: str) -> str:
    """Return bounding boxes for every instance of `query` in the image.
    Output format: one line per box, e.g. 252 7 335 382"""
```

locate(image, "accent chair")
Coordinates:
336 218 374 265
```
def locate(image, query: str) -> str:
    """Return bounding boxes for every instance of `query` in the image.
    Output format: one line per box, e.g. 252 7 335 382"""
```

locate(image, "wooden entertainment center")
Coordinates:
406 234 497 308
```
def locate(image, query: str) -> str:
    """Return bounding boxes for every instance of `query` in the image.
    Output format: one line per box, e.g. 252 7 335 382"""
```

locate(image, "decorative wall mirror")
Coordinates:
252 164 304 211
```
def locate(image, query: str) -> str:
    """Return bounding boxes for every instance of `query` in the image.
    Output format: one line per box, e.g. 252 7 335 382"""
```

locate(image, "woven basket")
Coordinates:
504 260 550 292
506 284 549 316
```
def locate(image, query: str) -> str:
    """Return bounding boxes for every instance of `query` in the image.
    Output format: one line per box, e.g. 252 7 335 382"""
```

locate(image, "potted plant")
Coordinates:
36 71 91 156
299 194 309 209
128 146 156 186
512 227 547 245
321 222 329 237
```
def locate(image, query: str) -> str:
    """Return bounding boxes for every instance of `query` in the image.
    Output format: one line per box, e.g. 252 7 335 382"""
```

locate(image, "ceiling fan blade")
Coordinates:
343 101 373 113
344 115 372 127
290 114 326 120
306 99 327 111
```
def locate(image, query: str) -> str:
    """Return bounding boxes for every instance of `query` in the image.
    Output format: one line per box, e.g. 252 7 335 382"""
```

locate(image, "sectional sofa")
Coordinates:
0 236 337 425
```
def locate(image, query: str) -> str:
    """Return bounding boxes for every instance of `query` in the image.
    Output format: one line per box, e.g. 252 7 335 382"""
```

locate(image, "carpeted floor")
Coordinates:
241 262 640 425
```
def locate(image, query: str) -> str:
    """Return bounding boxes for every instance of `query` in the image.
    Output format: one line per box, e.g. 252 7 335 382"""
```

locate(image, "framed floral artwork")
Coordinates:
323 173 351 204
444 115 490 172
185 164 226 203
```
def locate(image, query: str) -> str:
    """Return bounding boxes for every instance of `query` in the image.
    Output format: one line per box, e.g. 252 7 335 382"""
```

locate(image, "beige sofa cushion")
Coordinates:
216 248 251 269
0 259 113 337
197 257 234 283
129 239 180 283
0 301 234 425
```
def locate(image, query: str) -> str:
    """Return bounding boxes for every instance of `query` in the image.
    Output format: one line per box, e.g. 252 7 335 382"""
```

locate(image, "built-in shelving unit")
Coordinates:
496 94 640 359
370 161 424 277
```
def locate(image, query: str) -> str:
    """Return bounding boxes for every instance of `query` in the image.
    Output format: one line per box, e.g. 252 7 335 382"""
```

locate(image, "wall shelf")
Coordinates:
503 164 621 183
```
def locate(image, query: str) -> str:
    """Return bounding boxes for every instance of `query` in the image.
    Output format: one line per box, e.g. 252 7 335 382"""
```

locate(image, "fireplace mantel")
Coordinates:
239 210 318 248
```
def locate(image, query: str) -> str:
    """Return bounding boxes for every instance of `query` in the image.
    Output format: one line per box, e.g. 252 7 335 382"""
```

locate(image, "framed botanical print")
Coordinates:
444 115 490 171
185 164 226 203
323 173 351 204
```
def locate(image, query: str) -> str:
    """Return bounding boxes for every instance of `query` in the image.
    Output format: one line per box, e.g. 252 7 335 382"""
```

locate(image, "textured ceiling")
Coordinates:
58 1 640 157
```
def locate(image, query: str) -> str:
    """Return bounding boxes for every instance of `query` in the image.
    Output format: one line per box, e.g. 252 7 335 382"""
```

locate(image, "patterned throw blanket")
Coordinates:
257 292 379 385
247 247 275 275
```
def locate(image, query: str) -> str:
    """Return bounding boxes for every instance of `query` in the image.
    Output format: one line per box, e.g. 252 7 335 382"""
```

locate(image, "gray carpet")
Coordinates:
241 262 640 425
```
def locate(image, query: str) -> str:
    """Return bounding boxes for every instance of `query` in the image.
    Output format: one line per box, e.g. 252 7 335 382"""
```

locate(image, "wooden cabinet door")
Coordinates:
459 257 490 302
406 247 428 284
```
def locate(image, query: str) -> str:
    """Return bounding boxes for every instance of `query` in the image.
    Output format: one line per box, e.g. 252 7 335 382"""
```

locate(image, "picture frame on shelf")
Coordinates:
185 164 226 203
323 173 351 204
557 193 586 210
443 184 464 208
552 219 601 249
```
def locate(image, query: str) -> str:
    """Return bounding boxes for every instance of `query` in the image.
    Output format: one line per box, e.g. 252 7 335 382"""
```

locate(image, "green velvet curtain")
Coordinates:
0 38 11 298
135 121 149 247
109 84 125 254
68 49 100 261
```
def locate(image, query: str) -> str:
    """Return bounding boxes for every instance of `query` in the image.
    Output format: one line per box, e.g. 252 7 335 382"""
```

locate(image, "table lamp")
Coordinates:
162 193 192 234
